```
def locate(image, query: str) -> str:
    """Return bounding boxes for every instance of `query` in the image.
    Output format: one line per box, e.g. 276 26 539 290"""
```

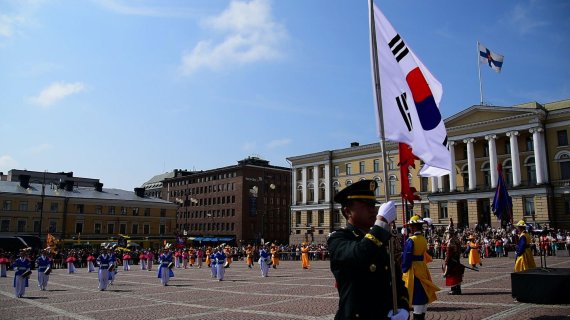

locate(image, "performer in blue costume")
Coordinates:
157 244 174 286
97 247 112 291
214 247 226 281
36 249 52 291
13 249 31 298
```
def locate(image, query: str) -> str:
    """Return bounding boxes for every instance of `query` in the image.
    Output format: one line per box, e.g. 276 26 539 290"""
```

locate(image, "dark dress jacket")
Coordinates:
328 223 409 320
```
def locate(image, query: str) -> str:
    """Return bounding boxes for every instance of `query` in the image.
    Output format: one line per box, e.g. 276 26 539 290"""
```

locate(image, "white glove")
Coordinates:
377 200 396 224
387 308 409 320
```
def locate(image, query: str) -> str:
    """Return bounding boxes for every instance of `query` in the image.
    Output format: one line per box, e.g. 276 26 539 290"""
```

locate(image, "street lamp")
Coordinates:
36 171 47 242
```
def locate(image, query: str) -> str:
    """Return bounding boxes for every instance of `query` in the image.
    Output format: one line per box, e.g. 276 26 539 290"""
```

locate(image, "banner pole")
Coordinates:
369 0 398 314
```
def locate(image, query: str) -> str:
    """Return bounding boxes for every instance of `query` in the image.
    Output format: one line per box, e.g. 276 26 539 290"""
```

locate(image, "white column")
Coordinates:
464 138 476 190
449 141 456 191
313 165 319 203
301 167 307 204
292 168 297 204
507 131 521 187
530 128 547 184
485 135 498 188
431 177 439 193
324 163 331 202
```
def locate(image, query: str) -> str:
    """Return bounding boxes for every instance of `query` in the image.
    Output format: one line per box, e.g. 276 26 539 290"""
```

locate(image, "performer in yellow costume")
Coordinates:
467 235 482 269
402 215 440 320
271 244 280 269
301 243 310 269
514 220 537 272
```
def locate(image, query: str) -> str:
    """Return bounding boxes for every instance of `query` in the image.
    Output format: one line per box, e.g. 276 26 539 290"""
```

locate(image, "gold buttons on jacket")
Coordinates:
369 264 377 272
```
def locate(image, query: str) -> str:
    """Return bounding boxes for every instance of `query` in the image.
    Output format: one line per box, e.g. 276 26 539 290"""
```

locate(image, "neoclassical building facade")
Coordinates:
287 99 570 245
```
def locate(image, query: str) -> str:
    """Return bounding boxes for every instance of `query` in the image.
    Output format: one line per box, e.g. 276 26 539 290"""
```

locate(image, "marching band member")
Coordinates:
13 249 31 298
271 244 280 269
205 247 212 269
108 245 118 285
146 250 154 271
182 249 189 269
139 251 147 270
0 251 9 277
245 245 254 269
209 248 217 278
66 253 76 273
36 249 52 291
215 247 226 281
259 245 270 277
97 247 111 291
401 215 440 320
86 253 96 272
189 248 196 267
301 242 310 269
443 225 465 295
122 253 131 271
514 220 537 272
224 245 232 268
196 248 203 268
174 249 181 268
157 245 174 286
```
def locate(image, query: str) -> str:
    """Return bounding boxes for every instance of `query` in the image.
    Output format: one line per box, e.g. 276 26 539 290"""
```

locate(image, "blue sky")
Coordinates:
1 0 569 190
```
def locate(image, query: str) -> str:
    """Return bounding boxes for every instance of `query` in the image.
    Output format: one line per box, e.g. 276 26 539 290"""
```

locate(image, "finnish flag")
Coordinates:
479 43 504 73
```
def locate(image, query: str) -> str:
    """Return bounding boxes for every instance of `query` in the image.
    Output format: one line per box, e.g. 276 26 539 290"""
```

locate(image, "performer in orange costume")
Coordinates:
467 235 482 269
271 244 280 269
224 246 232 268
205 247 212 268
245 245 254 269
301 243 310 269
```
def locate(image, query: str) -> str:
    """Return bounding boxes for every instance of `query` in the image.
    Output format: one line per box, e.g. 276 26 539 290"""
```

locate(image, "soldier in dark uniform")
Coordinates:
328 180 409 320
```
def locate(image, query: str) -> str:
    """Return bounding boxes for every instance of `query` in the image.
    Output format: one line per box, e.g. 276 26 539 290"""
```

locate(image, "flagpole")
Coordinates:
369 0 398 314
477 41 484 105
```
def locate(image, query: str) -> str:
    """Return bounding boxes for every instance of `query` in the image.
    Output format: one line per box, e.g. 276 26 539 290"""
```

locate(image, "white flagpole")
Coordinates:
477 41 484 105
369 0 398 315
369 0 390 202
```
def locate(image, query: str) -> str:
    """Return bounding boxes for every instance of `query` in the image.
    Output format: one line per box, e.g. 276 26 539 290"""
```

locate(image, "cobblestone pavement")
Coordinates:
1 255 569 320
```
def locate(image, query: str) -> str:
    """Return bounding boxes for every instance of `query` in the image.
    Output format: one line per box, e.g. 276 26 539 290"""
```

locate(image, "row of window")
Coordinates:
178 209 236 219
0 201 167 217
297 130 568 182
179 222 236 232
0 220 167 235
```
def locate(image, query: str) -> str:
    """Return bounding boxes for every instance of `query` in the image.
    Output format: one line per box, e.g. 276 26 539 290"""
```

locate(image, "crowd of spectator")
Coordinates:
1 223 569 271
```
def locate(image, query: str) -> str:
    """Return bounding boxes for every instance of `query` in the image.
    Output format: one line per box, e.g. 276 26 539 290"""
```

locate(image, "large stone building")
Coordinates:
160 157 291 245
287 99 570 245
0 170 178 249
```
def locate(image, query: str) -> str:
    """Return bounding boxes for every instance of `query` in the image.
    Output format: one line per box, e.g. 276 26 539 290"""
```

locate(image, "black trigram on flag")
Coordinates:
396 92 412 132
388 34 409 62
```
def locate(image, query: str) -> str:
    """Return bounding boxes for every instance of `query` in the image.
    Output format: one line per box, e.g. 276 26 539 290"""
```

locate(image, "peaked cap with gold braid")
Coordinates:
333 179 380 206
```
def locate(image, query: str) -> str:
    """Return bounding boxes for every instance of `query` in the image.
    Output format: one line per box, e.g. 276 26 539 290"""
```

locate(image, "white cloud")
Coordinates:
28 143 52 155
0 14 26 38
508 3 549 35
30 81 85 107
0 0 45 40
180 0 288 75
266 138 291 149
0 155 19 173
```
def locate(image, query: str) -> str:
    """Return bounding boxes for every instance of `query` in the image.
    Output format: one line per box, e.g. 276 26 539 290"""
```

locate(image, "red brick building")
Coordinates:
163 157 291 245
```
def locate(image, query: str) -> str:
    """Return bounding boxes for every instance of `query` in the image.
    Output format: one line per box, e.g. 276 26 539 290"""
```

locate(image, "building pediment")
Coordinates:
445 104 542 130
